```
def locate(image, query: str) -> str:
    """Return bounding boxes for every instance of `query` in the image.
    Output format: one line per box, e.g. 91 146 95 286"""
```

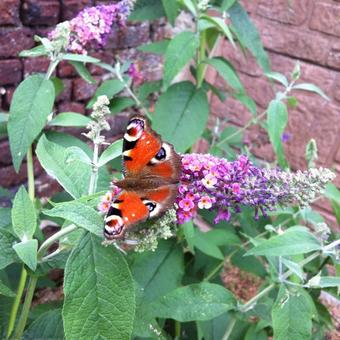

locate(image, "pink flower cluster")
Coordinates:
177 154 277 224
50 1 134 54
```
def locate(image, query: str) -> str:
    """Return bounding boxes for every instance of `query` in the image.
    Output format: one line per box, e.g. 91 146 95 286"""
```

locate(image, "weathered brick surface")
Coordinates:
0 28 34 58
0 60 22 86
23 57 50 76
309 2 340 37
0 0 20 25
22 0 60 26
257 0 309 26
61 0 93 21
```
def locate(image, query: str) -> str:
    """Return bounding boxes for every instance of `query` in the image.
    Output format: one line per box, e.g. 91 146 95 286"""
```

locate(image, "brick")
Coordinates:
4 87 15 108
61 0 93 21
58 61 77 78
58 101 85 114
57 78 72 103
332 74 340 102
285 96 340 170
22 0 60 26
327 43 340 70
0 0 20 25
310 2 340 37
335 144 340 163
0 28 34 58
88 51 114 76
257 19 330 65
106 22 150 49
0 60 22 86
0 140 12 165
257 0 309 26
23 57 50 77
72 77 99 101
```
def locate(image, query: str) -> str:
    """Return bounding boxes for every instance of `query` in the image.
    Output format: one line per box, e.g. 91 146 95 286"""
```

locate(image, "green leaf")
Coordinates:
138 80 162 101
228 3 270 72
87 79 125 108
272 285 312 340
246 226 321 256
36 135 91 198
324 183 340 225
11 186 37 240
51 77 64 98
63 54 100 64
293 83 329 101
162 0 178 25
0 229 19 270
0 280 15 297
305 138 318 168
153 81 209 152
220 0 237 11
49 112 92 127
24 309 64 340
200 16 235 47
130 0 165 21
206 57 243 92
151 283 236 322
131 240 183 338
43 201 103 237
8 74 55 172
70 61 96 84
0 207 11 229
307 275 340 288
181 0 197 16
267 99 288 168
163 31 199 90
19 45 47 58
110 97 135 114
233 92 257 115
265 72 288 87
281 258 304 280
63 233 135 339
137 40 170 55
98 139 123 167
131 240 184 303
13 239 38 271
65 146 92 165
182 221 195 253
193 229 224 260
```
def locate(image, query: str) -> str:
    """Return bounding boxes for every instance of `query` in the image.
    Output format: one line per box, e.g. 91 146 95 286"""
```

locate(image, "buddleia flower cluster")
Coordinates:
177 153 335 224
83 95 111 143
48 0 136 54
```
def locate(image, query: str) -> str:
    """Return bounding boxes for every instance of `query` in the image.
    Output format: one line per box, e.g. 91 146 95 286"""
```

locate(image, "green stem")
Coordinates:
6 268 27 339
37 224 78 260
196 30 207 88
175 320 181 339
88 139 99 195
217 110 267 148
13 276 38 340
239 284 275 313
221 316 236 340
204 261 224 281
45 59 59 80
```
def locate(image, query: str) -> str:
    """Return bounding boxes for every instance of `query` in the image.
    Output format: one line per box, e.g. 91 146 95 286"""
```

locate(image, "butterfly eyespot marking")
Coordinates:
149 143 171 165
124 118 144 142
104 215 124 239
142 199 161 218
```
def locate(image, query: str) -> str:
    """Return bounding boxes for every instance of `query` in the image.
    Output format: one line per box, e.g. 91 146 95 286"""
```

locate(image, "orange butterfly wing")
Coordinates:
104 115 181 240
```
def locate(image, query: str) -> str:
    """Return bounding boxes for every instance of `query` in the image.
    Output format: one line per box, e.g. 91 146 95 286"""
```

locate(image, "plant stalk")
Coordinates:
13 276 38 340
196 29 207 88
6 267 27 339
221 316 237 340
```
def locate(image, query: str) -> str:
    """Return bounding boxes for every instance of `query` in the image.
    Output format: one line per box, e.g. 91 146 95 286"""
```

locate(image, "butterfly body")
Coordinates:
104 115 181 240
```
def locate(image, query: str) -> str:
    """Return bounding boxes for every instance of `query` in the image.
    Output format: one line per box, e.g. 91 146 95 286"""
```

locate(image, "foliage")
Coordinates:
0 0 338 339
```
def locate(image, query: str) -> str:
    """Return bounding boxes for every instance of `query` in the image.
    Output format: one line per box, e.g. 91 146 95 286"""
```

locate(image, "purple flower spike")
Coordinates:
176 153 335 225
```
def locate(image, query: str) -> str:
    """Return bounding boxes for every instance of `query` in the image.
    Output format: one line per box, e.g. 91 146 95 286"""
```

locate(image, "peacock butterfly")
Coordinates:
104 114 181 240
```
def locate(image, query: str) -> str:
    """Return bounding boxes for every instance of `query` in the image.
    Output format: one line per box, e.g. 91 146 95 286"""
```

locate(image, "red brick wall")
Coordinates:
210 0 340 226
0 0 161 197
